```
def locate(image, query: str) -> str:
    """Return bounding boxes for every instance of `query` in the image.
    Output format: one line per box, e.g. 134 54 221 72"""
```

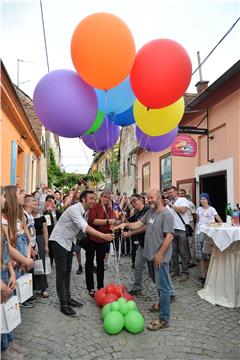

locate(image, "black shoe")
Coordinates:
68 298 83 307
131 264 135 269
60 305 76 316
129 289 142 296
76 265 83 274
189 262 197 268
170 295 176 303
88 290 95 298
20 301 34 308
93 266 97 273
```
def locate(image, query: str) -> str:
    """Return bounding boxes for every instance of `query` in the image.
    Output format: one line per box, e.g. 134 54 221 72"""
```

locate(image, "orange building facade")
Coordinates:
1 61 43 192
137 61 240 220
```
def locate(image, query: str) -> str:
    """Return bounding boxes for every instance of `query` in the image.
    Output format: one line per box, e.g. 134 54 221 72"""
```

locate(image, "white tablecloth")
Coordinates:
198 225 240 308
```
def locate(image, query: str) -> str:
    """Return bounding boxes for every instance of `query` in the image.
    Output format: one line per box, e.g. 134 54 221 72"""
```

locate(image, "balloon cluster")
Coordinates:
33 12 192 153
95 284 144 335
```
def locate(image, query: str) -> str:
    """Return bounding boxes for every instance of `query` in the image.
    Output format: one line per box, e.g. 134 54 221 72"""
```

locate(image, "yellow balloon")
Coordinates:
133 97 185 136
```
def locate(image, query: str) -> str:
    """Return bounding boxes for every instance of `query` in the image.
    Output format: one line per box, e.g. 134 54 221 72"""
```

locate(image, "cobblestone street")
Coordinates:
16 255 239 360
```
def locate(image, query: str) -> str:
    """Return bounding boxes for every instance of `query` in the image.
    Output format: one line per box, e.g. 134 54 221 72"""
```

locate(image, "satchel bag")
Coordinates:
34 256 44 275
0 295 21 333
176 211 193 236
16 273 33 303
76 230 89 251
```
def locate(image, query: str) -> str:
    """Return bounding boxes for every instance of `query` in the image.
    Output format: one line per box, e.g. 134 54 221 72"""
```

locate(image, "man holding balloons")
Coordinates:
116 189 174 330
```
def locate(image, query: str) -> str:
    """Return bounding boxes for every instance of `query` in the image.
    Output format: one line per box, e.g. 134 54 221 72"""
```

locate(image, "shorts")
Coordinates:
195 232 211 260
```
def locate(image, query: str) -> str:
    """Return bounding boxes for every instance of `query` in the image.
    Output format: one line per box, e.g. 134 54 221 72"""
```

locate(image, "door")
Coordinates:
200 171 227 221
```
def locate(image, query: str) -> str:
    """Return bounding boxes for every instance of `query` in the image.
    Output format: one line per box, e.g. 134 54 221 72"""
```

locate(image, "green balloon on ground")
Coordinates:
128 300 137 311
124 310 144 334
118 297 127 305
119 302 129 316
85 111 104 135
103 311 124 335
101 303 112 319
111 301 120 312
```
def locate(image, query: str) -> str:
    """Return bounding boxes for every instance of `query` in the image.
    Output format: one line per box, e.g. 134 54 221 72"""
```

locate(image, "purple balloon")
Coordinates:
82 116 120 151
136 126 178 152
33 70 98 138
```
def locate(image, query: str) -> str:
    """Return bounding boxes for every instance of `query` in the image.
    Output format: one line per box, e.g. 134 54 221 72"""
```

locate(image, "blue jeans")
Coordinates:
17 233 28 257
154 262 171 323
1 332 14 352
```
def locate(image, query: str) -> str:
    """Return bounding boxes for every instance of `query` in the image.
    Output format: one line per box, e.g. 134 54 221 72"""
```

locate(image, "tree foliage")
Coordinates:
47 148 104 192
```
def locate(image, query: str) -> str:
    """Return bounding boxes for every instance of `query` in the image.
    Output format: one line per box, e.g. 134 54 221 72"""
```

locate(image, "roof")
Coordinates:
186 60 240 111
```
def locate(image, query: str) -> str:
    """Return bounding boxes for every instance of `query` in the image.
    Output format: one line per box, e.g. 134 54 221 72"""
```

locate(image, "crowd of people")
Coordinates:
1 181 223 358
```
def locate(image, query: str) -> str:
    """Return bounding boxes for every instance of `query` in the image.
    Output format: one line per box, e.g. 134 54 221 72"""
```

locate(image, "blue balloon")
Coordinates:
95 77 135 115
109 106 135 126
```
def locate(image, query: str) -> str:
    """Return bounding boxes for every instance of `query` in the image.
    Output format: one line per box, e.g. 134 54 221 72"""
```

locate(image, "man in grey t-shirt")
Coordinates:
117 189 174 330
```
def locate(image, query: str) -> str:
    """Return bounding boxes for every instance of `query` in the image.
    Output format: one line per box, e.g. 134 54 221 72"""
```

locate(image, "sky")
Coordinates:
2 0 240 174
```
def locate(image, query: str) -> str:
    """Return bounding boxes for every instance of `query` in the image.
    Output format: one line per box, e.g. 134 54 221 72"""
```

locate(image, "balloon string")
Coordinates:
78 137 99 185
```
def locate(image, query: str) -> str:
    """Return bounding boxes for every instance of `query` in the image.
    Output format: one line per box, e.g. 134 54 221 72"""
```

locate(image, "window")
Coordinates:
142 162 150 193
160 153 172 191
127 157 131 176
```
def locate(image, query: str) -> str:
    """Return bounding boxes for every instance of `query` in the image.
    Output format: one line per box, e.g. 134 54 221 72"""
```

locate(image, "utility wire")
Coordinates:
40 0 50 72
192 17 240 76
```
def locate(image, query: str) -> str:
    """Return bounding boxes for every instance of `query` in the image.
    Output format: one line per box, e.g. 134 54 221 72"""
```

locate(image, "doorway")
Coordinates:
199 171 227 221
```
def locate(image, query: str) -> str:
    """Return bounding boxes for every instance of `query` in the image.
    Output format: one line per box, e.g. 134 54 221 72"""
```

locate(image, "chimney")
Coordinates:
195 51 209 94
195 80 209 94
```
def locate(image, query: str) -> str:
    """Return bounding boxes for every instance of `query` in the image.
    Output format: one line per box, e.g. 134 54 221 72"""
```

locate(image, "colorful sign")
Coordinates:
171 134 197 157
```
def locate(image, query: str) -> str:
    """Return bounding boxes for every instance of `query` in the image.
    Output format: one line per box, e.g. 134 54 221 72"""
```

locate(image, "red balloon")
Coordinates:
123 293 134 301
130 39 192 109
114 284 126 298
105 284 116 295
95 288 106 306
101 293 118 306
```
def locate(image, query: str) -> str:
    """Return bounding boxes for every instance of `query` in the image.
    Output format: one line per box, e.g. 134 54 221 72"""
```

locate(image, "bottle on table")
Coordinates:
225 203 232 226
232 203 240 226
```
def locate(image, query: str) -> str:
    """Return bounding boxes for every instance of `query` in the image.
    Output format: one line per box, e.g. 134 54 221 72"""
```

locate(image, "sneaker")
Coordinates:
88 290 95 298
179 273 189 282
170 295 176 303
131 264 135 269
129 289 142 296
41 291 49 298
20 300 34 308
9 341 29 356
68 298 83 307
60 305 76 316
1 349 23 360
189 262 197 268
76 265 83 274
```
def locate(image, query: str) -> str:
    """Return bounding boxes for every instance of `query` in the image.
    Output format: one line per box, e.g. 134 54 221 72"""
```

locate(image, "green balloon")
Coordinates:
119 302 129 316
85 111 104 135
101 303 112 320
111 301 120 312
103 311 124 335
128 300 137 311
124 310 144 334
118 297 127 305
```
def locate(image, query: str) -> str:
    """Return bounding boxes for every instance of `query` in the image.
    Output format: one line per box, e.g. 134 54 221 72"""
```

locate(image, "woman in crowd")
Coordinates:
86 190 115 297
1 186 33 359
195 192 222 285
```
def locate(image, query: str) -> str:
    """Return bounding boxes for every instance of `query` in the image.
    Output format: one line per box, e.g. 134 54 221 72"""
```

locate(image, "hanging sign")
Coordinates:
171 134 197 157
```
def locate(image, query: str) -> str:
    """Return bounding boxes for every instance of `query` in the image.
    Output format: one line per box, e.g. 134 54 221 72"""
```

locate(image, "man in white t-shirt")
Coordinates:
167 186 190 282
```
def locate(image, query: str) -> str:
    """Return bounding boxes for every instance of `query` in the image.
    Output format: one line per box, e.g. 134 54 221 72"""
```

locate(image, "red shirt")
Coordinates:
88 203 114 243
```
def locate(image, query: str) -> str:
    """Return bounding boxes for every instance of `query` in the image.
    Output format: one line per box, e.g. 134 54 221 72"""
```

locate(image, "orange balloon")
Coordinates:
71 13 136 90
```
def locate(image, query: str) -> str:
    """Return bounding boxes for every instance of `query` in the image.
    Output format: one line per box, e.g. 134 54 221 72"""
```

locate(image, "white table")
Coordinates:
198 225 240 308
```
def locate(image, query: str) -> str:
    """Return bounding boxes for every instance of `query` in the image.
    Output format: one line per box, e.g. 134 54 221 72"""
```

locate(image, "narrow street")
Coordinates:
16 255 239 360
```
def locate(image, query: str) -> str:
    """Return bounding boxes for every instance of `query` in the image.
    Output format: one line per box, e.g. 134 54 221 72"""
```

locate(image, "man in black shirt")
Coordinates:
122 194 149 295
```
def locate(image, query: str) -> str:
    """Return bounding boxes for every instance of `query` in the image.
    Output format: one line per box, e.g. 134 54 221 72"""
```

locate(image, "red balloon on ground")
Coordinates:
101 293 118 306
130 39 192 109
114 284 126 298
105 284 116 295
95 288 106 306
123 293 134 301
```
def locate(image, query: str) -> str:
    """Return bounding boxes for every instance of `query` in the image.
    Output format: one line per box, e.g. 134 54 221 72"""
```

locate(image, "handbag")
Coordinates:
34 256 44 275
76 230 89 251
0 295 21 333
16 273 33 303
45 256 51 275
176 212 193 236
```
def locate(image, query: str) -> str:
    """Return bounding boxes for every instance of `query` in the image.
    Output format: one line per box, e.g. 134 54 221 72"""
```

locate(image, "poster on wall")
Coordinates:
171 134 197 157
